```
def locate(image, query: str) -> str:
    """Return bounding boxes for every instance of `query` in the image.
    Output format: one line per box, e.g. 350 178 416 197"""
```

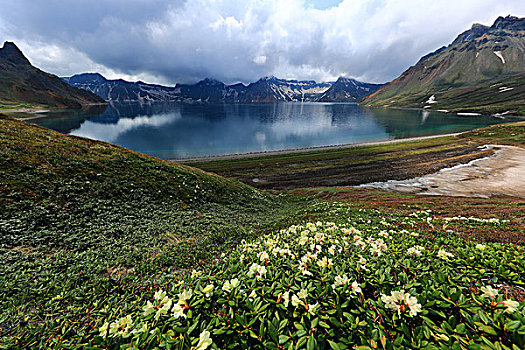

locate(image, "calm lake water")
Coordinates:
31 102 507 159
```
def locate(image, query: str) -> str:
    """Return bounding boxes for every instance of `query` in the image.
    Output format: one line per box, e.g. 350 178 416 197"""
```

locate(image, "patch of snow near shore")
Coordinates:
457 112 481 116
436 110 449 113
493 51 506 64
425 95 437 104
499 87 514 93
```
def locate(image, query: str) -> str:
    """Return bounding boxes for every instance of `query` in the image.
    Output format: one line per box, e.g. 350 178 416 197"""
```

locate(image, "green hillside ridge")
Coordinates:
364 16 525 115
1 115 524 349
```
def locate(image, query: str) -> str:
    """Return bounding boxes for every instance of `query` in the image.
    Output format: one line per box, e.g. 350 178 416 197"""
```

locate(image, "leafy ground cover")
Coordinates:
86 207 525 349
1 115 524 348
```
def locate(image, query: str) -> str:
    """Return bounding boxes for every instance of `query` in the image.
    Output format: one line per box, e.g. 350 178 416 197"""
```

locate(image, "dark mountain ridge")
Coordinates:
63 73 382 103
0 41 105 108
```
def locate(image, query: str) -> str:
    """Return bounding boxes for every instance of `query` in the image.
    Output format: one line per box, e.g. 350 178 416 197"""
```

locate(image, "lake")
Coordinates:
30 102 508 159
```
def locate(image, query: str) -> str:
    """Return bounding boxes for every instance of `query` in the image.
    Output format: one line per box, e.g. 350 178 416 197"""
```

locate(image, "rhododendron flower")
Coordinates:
351 281 362 294
202 284 214 297
282 291 290 307
248 263 267 279
143 290 173 320
502 300 519 313
291 294 302 307
99 322 109 338
109 315 134 338
381 290 421 316
222 278 240 293
481 285 498 298
297 288 308 299
308 302 319 315
332 274 350 289
194 330 212 350
407 247 422 256
437 249 454 260
476 244 486 250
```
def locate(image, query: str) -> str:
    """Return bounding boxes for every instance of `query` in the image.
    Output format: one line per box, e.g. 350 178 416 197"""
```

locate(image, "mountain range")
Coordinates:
363 15 525 115
0 42 105 109
62 73 382 103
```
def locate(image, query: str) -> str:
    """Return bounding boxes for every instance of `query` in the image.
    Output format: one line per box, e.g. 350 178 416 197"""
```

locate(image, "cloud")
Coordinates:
1 0 524 85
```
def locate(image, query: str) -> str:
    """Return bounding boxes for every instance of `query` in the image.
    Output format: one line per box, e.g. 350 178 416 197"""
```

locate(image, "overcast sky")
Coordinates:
0 0 524 85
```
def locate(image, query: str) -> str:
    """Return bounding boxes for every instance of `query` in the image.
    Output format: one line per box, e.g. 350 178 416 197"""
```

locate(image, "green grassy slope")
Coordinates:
364 73 525 115
1 116 524 349
0 115 305 348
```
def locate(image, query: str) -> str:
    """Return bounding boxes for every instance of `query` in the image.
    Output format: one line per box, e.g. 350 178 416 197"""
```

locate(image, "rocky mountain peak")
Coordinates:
0 41 31 65
492 15 525 30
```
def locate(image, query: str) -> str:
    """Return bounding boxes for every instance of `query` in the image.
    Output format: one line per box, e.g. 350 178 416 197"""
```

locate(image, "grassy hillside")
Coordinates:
363 73 525 116
1 116 524 349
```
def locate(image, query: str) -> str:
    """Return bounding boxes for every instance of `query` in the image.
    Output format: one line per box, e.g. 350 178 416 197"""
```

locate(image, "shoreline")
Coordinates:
175 133 462 163
357 144 525 198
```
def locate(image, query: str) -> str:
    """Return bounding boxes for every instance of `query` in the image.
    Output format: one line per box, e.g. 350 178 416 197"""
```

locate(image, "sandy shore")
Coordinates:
358 145 525 198
176 133 462 162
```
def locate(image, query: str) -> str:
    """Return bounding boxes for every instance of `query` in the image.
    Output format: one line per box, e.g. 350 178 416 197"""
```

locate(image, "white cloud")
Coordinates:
0 0 524 85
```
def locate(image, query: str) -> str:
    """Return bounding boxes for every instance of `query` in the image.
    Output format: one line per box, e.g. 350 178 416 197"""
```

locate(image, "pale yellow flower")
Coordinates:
481 285 498 299
502 300 519 313
202 284 214 297
194 330 213 350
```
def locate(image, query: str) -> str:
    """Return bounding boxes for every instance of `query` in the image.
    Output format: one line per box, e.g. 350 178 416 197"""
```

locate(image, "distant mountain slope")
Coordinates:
239 76 332 102
64 73 379 103
318 77 382 102
363 15 525 115
62 73 179 102
0 42 105 108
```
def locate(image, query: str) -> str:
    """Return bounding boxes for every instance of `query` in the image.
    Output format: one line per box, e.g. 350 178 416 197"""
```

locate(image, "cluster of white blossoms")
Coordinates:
437 249 454 260
331 274 362 294
475 244 486 250
381 290 422 317
443 216 508 224
481 285 520 313
222 278 240 293
407 246 424 256
289 288 319 315
247 263 267 279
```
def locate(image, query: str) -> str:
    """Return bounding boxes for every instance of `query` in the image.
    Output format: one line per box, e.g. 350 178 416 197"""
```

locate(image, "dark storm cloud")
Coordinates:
1 0 524 85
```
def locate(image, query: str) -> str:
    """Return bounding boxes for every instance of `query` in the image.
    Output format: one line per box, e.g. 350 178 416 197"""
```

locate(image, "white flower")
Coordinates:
282 291 290 307
191 269 202 278
202 284 214 297
308 302 319 315
351 281 362 294
291 294 302 307
172 302 186 319
222 278 240 293
143 290 173 320
476 244 486 250
332 274 350 290
178 289 193 301
258 251 269 263
381 290 421 316
407 247 422 256
316 256 333 268
194 330 213 350
328 245 336 255
248 263 267 279
109 315 134 338
99 322 109 338
502 300 519 313
481 285 498 299
437 249 454 260
297 288 308 300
